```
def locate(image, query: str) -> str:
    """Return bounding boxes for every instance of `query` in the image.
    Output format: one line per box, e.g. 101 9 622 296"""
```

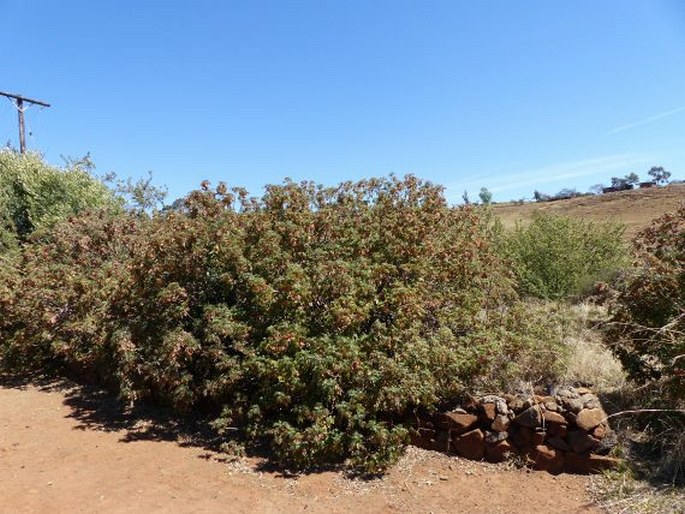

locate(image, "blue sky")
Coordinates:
1 0 684 203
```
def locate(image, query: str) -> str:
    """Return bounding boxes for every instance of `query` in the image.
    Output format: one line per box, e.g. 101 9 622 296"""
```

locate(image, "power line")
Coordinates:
0 91 51 154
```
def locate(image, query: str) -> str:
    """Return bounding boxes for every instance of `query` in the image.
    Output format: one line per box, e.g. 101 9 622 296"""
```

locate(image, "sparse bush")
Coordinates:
606 205 685 402
603 206 685 487
0 175 569 472
505 213 627 300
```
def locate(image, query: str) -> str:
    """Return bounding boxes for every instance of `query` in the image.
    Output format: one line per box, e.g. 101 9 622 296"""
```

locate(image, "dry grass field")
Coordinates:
492 183 685 240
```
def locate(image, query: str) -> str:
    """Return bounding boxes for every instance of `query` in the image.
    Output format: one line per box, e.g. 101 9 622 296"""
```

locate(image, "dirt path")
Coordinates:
0 379 600 514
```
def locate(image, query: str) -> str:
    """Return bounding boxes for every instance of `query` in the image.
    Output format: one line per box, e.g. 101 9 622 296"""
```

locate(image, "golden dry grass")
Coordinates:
493 183 685 241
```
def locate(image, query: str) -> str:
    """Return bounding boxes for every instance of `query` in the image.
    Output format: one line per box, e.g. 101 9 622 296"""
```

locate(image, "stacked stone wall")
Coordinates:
410 387 621 474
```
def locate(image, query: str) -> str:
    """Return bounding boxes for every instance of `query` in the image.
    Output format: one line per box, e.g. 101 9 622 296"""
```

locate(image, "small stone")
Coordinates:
574 387 593 395
547 422 567 439
485 440 515 463
565 453 622 474
511 426 532 450
514 405 543 428
567 430 600 454
576 408 607 431
594 429 618 456
481 402 497 422
592 423 608 439
531 429 546 447
485 430 508 444
495 399 509 415
582 395 601 410
533 445 565 474
546 436 571 452
452 428 485 461
556 389 585 414
543 399 559 412
507 395 526 413
442 412 479 435
491 414 510 432
543 411 567 426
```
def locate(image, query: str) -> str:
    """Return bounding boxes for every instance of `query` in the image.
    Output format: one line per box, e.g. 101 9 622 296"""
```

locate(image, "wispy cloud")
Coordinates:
607 106 685 135
452 154 648 199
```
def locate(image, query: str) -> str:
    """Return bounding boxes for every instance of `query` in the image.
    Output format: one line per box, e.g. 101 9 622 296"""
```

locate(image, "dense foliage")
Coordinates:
505 213 627 300
0 175 568 472
0 151 116 248
607 205 685 400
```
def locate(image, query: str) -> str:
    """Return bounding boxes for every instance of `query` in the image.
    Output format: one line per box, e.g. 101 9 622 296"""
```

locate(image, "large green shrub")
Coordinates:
505 213 626 299
0 175 568 472
0 150 116 242
0 209 141 375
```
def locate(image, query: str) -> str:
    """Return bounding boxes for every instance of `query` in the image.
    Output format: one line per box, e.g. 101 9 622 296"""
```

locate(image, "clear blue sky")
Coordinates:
2 0 684 203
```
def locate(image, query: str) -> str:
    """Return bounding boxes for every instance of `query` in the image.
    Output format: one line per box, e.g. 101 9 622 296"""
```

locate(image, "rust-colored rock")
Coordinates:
452 428 485 460
556 389 584 413
511 426 532 449
485 430 508 444
543 398 559 412
547 421 567 439
531 429 546 447
491 414 510 432
576 408 607 431
443 412 479 435
411 391 618 475
592 423 608 439
533 445 565 474
543 411 567 425
485 440 515 463
506 394 526 413
567 430 600 454
564 452 622 474
515 405 542 428
481 402 497 422
546 436 571 452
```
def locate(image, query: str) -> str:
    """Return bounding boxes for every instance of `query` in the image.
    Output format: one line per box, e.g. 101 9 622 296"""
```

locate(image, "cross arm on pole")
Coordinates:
0 91 51 108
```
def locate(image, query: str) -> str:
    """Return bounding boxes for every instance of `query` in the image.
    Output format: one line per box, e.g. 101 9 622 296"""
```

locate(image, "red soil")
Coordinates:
0 379 600 513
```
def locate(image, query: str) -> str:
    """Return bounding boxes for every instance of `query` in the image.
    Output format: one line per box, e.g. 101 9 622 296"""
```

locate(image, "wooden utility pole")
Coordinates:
0 91 51 154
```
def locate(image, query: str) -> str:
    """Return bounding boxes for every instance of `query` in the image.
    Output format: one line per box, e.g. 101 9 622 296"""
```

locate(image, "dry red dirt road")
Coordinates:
0 379 600 514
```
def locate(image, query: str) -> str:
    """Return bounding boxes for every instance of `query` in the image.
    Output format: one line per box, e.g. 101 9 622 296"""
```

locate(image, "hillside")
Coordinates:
492 183 685 240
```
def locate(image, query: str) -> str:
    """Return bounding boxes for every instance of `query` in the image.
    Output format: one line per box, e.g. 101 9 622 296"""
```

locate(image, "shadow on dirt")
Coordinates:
1 372 225 456
0 372 355 478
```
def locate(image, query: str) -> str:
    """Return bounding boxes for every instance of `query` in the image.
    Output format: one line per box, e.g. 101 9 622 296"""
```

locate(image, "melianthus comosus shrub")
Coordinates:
607 205 685 401
0 175 567 472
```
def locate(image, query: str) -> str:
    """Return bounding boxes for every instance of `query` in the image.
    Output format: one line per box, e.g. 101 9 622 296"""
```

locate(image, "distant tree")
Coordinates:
625 172 640 186
648 166 671 185
462 189 471 205
533 190 550 202
611 177 630 190
589 184 605 195
556 188 577 199
479 187 492 205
